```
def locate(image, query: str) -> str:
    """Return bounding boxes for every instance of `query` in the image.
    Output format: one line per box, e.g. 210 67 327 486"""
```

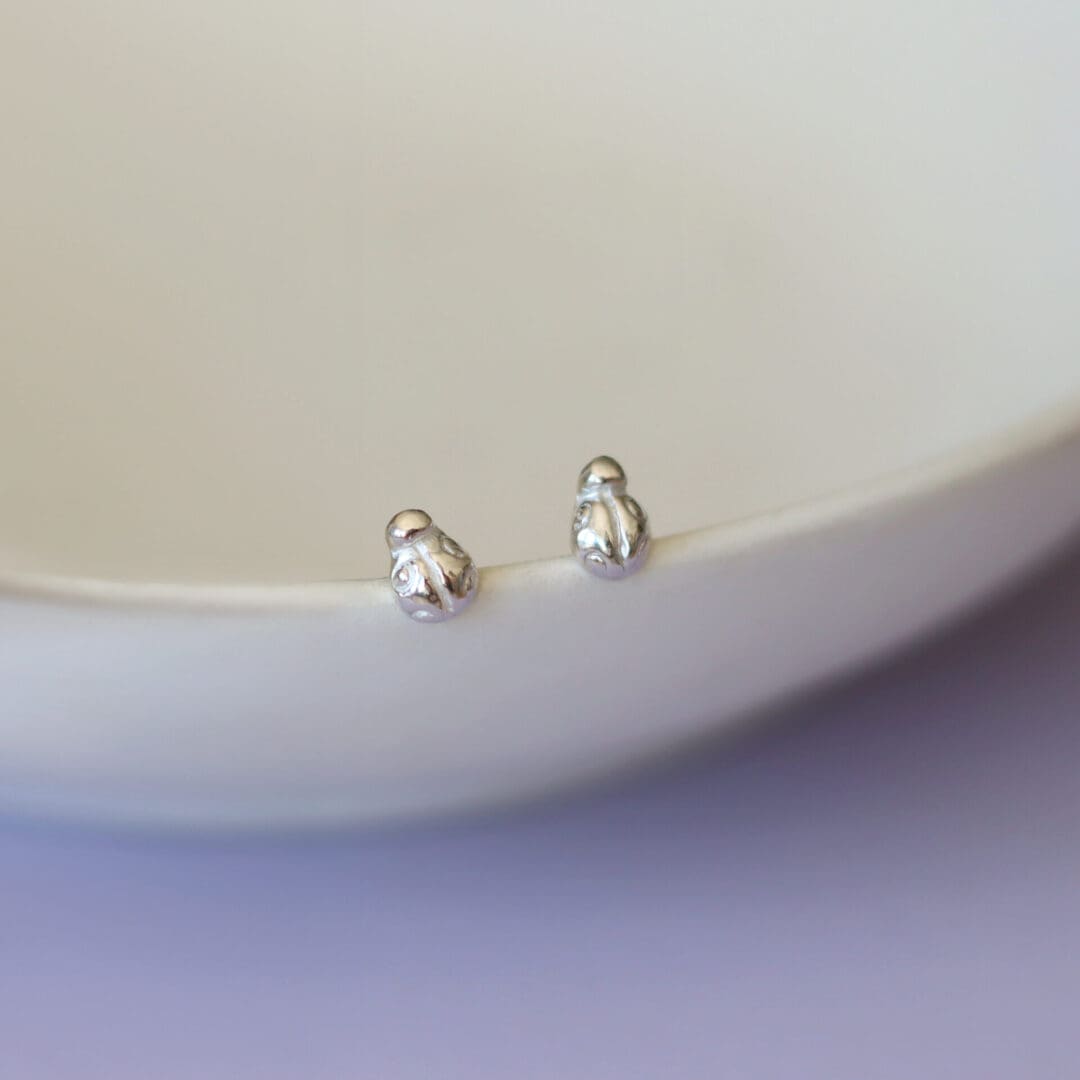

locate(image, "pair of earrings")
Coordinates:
385 455 650 623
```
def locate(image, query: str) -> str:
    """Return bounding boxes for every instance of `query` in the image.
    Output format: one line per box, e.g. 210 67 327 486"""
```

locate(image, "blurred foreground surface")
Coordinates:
2 543 1079 1079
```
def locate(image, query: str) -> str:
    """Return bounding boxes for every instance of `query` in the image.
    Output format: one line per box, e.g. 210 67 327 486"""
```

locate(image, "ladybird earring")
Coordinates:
386 509 479 622
571 455 650 579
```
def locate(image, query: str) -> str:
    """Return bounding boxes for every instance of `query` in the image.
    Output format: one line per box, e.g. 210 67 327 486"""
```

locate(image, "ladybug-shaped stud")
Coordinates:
385 509 479 622
571 455 650 579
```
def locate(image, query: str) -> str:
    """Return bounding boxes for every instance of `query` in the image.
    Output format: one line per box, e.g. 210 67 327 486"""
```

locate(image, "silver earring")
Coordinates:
571 455 650 579
386 509 479 622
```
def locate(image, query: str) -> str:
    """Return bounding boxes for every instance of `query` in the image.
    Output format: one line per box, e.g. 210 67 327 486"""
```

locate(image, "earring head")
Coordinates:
571 455 650 579
385 510 478 622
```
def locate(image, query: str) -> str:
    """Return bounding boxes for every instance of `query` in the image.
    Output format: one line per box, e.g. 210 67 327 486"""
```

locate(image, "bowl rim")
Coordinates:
4 392 1080 615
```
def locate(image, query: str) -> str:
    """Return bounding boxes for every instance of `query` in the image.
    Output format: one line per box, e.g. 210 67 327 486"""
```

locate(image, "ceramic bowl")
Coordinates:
2 2 1079 826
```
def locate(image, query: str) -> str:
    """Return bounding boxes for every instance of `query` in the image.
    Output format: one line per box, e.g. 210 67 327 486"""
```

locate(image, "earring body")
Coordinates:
386 509 478 622
571 455 650 579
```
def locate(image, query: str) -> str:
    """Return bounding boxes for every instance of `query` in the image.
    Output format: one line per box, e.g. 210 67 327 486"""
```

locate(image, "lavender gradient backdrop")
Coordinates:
3 543 1080 1078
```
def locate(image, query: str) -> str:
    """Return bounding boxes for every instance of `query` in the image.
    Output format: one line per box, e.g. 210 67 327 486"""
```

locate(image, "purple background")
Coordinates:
3 543 1080 1079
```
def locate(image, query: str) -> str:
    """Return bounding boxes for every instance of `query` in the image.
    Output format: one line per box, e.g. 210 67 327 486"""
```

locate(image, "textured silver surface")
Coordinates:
571 456 650 579
385 510 478 622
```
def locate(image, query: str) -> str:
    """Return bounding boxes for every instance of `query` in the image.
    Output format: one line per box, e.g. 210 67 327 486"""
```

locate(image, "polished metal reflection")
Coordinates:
385 509 479 622
571 455 650 579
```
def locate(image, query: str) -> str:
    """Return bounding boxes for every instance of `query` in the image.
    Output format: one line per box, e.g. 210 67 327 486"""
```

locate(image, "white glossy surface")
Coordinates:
1 3 1079 825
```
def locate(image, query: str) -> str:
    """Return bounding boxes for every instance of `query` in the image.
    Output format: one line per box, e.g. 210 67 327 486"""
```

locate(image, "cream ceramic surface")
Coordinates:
1 3 1079 825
